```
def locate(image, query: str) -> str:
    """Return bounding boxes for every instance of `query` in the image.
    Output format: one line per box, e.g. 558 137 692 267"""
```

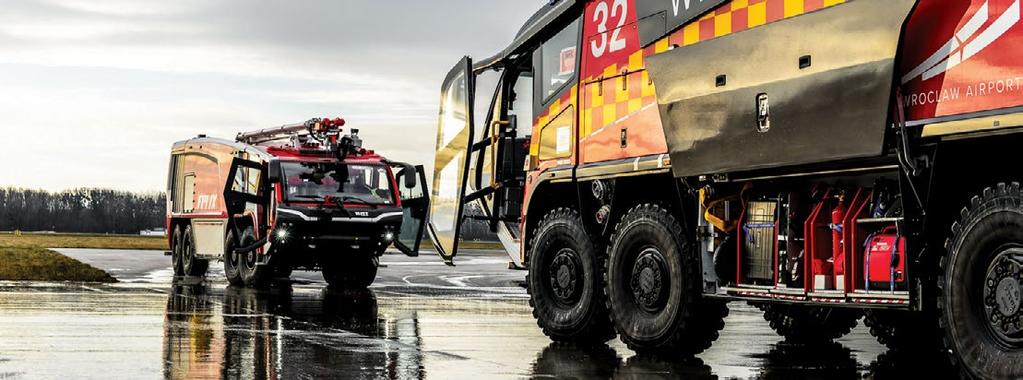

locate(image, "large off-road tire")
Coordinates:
863 309 942 352
605 204 727 355
237 227 270 289
171 226 184 276
223 230 244 287
757 304 860 342
321 252 379 289
180 226 208 277
941 182 1023 379
527 208 615 344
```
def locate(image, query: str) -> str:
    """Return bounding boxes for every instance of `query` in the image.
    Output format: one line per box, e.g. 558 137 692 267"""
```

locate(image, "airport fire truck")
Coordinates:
428 0 1023 378
167 118 429 289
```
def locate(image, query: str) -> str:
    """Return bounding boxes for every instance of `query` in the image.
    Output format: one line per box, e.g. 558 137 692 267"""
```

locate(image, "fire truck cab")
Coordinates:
430 0 1023 378
167 118 429 289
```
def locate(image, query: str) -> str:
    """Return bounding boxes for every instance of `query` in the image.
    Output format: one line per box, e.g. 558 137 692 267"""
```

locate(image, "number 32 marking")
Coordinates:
591 0 628 58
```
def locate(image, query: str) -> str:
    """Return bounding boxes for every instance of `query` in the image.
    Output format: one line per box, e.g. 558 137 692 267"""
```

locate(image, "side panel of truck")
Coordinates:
902 0 1023 132
169 141 241 258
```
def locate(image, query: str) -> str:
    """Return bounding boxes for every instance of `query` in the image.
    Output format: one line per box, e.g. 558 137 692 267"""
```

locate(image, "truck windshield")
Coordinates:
281 162 395 205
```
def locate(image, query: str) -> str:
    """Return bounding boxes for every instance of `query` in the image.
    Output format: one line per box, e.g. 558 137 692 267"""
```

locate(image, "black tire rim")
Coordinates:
630 247 670 314
226 238 239 271
548 248 583 306
229 250 240 272
172 231 182 269
982 245 1023 347
244 250 258 272
182 237 193 270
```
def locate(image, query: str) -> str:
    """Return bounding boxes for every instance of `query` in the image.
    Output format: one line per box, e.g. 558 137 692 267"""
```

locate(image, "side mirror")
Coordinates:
402 163 417 189
267 160 282 183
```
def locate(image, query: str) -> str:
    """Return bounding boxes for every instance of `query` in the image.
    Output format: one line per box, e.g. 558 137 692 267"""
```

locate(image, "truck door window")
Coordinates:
231 165 262 196
539 18 581 102
510 73 534 132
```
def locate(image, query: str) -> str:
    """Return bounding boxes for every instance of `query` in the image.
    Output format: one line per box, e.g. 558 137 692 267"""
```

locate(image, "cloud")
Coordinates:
0 0 545 191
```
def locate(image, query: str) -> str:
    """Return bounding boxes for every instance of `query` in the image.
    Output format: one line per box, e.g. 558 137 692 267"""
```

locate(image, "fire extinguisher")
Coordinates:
831 195 846 278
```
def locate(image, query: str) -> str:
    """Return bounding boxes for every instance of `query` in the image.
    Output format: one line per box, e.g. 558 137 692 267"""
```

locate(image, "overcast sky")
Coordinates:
0 0 544 192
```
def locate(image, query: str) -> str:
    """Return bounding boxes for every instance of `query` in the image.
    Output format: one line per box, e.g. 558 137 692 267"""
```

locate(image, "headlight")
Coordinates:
275 227 290 242
382 231 395 243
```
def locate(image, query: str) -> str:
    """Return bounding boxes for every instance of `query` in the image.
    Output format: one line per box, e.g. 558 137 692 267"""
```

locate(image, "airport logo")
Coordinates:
902 0 1021 84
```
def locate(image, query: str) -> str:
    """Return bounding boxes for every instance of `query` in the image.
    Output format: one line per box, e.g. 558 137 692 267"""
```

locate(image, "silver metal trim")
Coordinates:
276 208 402 223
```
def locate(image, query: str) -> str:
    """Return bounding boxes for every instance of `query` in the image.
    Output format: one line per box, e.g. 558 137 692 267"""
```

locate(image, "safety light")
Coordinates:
276 227 290 242
382 231 395 243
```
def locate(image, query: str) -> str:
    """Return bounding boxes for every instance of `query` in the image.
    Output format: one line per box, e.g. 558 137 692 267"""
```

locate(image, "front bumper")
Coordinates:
272 206 402 252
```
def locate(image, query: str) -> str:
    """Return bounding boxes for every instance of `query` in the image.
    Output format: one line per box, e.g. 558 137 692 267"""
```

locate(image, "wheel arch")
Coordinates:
920 133 1023 278
522 178 578 265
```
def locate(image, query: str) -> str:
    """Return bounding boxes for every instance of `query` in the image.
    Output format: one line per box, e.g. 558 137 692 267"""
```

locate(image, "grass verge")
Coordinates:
0 232 167 250
0 246 116 283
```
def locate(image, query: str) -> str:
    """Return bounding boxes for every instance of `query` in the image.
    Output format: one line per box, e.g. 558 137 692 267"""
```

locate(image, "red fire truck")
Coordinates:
167 118 429 289
429 0 1023 378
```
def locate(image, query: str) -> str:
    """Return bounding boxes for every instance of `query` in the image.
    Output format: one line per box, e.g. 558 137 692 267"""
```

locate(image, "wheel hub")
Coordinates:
984 247 1023 344
631 248 668 313
244 250 258 270
549 249 581 304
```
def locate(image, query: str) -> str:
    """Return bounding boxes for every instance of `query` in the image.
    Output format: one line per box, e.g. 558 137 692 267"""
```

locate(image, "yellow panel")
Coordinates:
784 0 804 17
714 13 732 37
590 82 604 108
629 51 644 71
823 0 845 6
732 0 750 10
628 98 642 114
538 106 574 161
603 104 617 126
602 64 618 78
683 23 700 46
748 2 767 27
582 109 593 136
615 77 629 103
654 38 670 54
922 112 1023 137
641 71 656 97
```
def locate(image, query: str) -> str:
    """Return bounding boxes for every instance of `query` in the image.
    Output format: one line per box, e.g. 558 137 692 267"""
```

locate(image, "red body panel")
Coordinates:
901 0 1023 121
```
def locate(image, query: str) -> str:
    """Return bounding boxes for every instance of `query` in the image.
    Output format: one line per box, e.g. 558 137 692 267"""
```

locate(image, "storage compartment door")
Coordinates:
645 0 916 178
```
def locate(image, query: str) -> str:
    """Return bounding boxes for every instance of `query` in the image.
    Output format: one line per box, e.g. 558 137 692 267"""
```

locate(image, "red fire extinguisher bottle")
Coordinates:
831 195 847 289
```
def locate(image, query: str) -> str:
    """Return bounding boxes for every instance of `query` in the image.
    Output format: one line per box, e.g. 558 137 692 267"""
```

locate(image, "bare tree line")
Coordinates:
0 188 165 234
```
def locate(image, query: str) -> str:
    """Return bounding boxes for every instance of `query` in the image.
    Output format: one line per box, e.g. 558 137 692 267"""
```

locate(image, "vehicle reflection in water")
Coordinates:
529 339 947 379
162 284 422 380
530 343 717 379
162 284 949 379
753 342 859 380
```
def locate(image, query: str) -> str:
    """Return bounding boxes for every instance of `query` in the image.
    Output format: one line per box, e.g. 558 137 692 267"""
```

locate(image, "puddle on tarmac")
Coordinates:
0 283 955 379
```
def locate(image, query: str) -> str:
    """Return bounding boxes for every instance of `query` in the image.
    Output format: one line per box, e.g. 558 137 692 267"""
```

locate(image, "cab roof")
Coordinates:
475 0 579 71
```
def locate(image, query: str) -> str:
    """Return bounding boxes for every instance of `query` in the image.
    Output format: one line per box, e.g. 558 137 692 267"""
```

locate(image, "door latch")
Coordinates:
756 93 770 133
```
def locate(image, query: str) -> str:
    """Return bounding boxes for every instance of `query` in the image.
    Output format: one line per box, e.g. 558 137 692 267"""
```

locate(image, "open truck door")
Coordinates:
392 163 430 257
427 56 475 264
224 157 270 241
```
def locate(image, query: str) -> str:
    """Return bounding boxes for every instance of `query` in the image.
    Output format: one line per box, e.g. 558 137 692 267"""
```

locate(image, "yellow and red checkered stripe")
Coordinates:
576 0 847 142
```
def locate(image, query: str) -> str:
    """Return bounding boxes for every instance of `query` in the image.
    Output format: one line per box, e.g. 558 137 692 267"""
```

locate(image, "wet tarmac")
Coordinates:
0 249 954 379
